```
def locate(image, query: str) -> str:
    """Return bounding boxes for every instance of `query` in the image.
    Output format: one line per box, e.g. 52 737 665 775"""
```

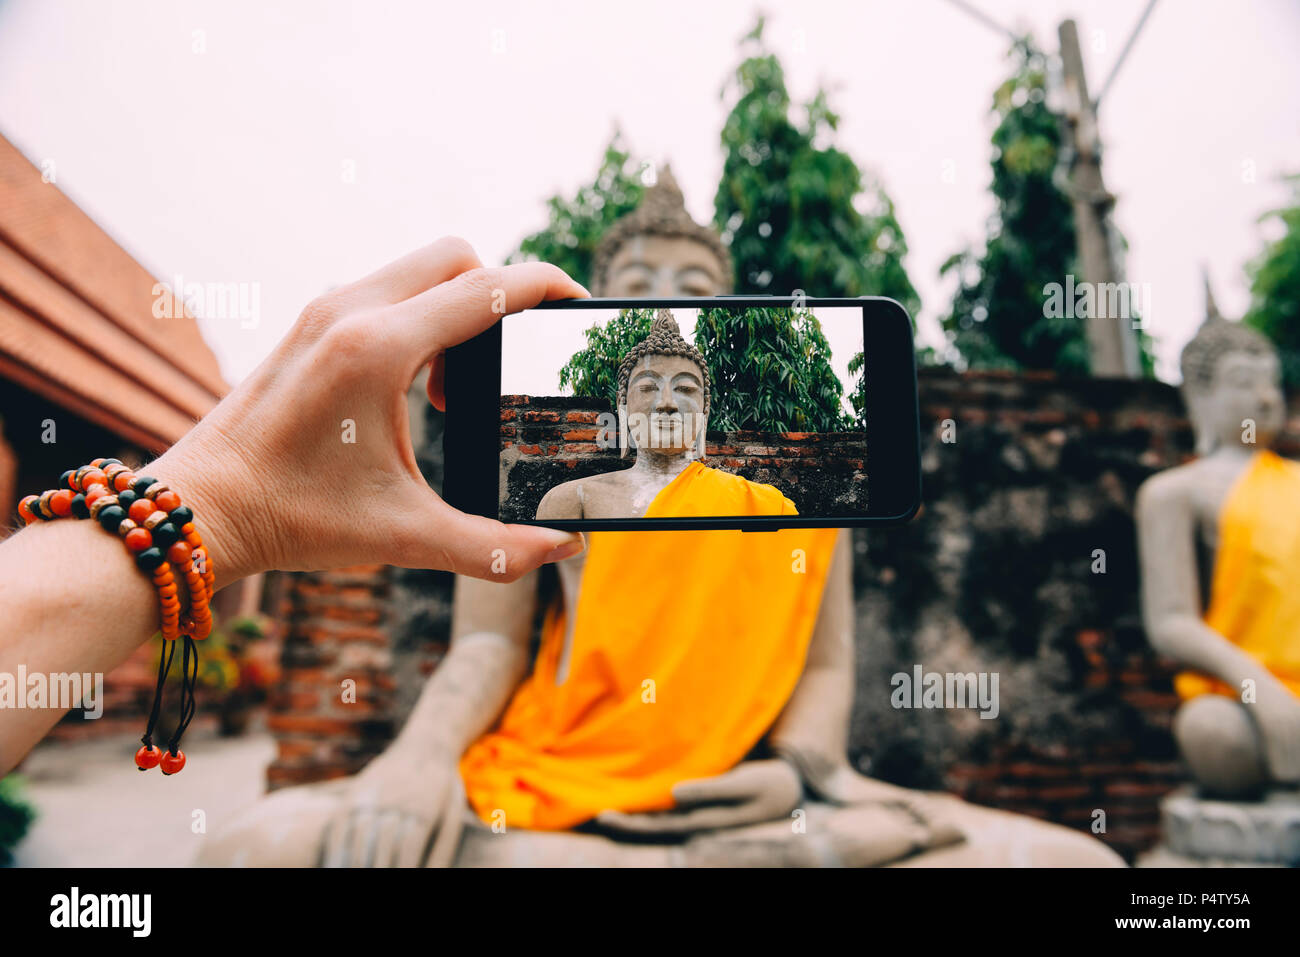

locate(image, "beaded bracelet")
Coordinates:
18 458 216 775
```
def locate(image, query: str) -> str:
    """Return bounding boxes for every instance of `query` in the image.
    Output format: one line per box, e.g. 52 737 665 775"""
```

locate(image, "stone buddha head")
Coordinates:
616 309 713 460
1180 310 1283 456
591 165 733 297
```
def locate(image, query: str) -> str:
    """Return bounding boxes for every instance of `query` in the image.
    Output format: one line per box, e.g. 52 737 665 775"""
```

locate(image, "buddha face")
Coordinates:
623 354 707 458
1192 350 1285 452
603 236 727 297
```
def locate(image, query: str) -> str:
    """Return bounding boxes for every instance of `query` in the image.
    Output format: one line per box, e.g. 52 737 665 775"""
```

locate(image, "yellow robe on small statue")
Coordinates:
460 462 840 830
1176 450 1300 701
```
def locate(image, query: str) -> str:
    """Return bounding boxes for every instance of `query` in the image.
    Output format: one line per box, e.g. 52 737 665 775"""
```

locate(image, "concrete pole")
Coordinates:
1058 19 1141 377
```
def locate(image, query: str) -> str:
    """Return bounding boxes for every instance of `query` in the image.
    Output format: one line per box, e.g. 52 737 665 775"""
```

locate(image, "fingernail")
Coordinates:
543 535 585 563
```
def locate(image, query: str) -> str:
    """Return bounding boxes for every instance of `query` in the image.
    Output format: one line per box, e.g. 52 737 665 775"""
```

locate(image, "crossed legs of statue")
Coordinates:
197 777 1124 867
1172 695 1269 798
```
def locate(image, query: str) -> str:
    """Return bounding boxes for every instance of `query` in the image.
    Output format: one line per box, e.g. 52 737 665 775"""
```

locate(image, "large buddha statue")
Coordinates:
199 170 1121 867
590 165 733 297
1137 301 1300 800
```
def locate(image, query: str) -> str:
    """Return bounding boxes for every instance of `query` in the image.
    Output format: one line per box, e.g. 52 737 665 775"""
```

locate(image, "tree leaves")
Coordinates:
1244 174 1300 388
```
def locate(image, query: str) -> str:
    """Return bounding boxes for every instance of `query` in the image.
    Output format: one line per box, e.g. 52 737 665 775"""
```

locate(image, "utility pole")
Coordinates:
1057 19 1142 377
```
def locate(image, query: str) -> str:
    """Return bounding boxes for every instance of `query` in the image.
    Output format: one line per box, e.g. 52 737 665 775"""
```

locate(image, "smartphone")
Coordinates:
443 296 920 531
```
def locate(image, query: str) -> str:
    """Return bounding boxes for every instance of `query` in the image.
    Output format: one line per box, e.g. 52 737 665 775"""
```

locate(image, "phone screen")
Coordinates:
497 303 872 523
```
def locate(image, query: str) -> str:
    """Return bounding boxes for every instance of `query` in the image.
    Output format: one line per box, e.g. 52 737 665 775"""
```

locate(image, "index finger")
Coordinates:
396 261 589 361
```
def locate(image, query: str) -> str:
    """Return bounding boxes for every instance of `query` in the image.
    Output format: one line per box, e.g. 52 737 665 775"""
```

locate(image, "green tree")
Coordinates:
714 17 921 319
940 40 1086 373
1244 174 1300 388
559 306 851 433
507 132 646 288
694 305 849 432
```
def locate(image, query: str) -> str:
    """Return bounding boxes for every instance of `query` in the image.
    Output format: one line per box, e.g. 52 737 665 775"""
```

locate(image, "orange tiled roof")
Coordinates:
0 133 227 452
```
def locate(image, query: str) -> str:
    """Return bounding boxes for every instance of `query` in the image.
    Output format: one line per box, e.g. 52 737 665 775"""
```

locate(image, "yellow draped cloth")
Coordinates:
460 462 841 830
1175 450 1300 701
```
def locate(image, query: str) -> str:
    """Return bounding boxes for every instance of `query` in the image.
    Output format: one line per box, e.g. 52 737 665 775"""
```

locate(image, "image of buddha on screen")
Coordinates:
534 310 796 522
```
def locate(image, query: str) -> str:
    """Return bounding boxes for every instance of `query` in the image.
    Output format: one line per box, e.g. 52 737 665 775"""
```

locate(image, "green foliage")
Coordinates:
557 307 656 408
695 306 850 432
507 132 646 288
940 40 1087 373
1244 174 1300 389
714 17 921 318
559 306 852 433
0 774 35 866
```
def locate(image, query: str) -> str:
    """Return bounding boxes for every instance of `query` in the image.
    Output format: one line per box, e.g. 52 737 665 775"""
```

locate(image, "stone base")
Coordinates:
1135 845 1284 867
1147 786 1300 866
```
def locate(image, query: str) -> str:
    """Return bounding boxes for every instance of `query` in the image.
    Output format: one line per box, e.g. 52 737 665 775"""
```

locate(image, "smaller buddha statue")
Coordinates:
590 165 733 297
1137 295 1300 800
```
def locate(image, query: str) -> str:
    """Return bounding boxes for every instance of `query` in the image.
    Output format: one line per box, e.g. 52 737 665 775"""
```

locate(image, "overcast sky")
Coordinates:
1 0 1296 385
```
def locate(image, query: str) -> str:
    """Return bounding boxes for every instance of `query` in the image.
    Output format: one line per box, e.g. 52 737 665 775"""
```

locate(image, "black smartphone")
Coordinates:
443 296 920 531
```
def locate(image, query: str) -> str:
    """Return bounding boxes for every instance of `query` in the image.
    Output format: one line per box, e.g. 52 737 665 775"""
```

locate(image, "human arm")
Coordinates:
0 238 586 774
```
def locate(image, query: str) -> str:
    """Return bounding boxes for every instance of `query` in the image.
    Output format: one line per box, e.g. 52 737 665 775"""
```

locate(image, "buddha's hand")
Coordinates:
319 745 466 867
1254 682 1300 784
150 238 588 589
594 758 802 835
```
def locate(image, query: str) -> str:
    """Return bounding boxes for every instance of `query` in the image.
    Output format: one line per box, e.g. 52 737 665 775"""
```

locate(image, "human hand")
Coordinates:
319 744 466 867
148 238 587 589
594 758 802 835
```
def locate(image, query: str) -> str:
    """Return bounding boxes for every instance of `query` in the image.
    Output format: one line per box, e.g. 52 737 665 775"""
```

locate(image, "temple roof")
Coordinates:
0 133 227 453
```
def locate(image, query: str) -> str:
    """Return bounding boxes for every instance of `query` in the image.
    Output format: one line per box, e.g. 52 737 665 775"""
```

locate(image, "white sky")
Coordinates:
1 0 1296 385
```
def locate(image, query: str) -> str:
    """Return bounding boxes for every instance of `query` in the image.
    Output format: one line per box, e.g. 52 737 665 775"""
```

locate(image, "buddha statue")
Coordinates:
199 172 1122 868
1137 297 1300 801
590 165 733 297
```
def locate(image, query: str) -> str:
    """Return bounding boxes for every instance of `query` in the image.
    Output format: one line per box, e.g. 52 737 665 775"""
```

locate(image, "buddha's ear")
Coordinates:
1183 390 1218 456
694 412 708 459
618 404 631 459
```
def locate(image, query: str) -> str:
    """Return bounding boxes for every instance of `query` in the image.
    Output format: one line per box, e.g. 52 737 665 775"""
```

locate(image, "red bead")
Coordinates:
128 499 156 524
84 484 108 507
18 495 39 523
160 750 186 775
166 541 192 566
124 527 153 552
49 489 74 517
113 471 137 492
81 468 106 490
154 490 182 512
135 745 161 770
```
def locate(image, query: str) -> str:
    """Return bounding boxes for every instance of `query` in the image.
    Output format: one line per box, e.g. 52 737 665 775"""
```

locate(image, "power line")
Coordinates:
1093 0 1160 111
938 0 1021 44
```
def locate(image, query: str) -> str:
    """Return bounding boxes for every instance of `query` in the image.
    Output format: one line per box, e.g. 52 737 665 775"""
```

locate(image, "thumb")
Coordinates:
413 496 584 581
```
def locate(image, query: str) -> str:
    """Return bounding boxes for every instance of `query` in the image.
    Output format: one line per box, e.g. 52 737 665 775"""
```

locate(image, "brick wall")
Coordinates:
499 395 869 521
262 370 1300 862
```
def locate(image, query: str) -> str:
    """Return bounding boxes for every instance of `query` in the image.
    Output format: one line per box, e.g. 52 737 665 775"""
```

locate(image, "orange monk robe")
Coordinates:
1176 450 1300 701
460 461 841 831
